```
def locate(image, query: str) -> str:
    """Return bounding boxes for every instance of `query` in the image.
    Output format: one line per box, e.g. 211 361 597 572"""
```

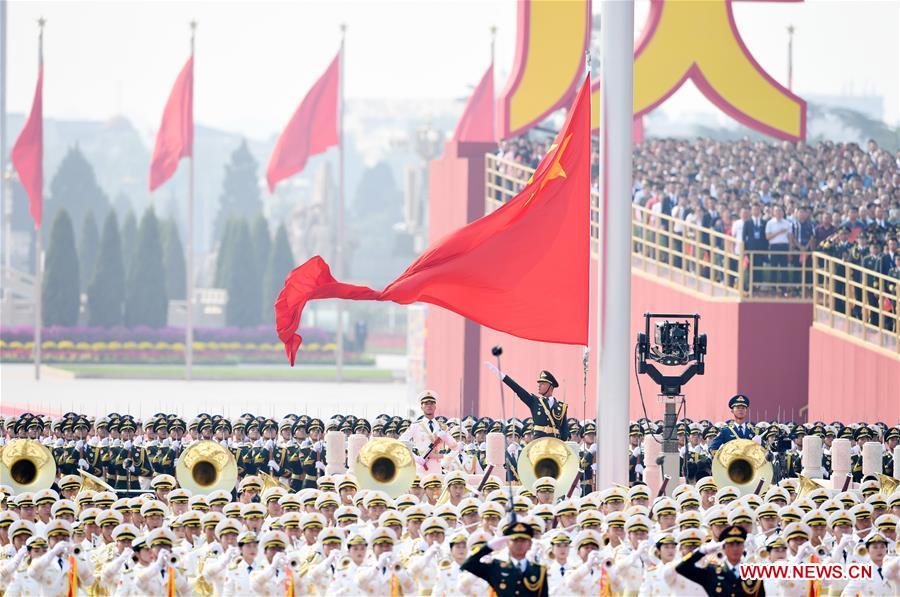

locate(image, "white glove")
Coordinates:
631 447 642 457
13 546 28 563
55 438 64 448
100 438 109 447
314 441 324 451
315 462 327 472
507 444 519 456
127 466 136 473
162 438 171 447
121 548 134 560
226 546 240 560
588 550 601 566
88 437 99 447
414 455 425 467
589 444 597 454
134 437 143 446
112 439 122 448
156 549 170 565
634 464 644 475
75 439 84 451
268 460 280 473
123 440 133 450
172 440 182 450
487 536 508 551
377 551 392 567
50 542 68 557
265 439 275 451
78 459 89 470
425 543 440 558
484 361 503 381
700 541 723 555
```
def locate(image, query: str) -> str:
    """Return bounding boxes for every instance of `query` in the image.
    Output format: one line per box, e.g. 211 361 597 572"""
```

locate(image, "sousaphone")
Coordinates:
516 437 580 499
0 439 57 495
712 439 773 496
176 440 238 494
353 438 416 498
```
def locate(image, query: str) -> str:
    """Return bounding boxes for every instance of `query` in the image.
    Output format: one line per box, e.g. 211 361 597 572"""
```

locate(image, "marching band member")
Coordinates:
355 527 415 595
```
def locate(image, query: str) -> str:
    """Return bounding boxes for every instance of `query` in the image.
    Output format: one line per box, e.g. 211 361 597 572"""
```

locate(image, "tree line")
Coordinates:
36 139 296 329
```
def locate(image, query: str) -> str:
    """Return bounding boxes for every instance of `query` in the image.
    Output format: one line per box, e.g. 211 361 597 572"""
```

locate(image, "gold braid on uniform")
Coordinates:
522 566 547 592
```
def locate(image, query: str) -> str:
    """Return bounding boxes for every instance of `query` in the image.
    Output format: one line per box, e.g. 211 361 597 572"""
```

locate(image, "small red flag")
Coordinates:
149 57 193 192
452 64 495 143
266 52 340 192
12 66 43 229
275 77 591 365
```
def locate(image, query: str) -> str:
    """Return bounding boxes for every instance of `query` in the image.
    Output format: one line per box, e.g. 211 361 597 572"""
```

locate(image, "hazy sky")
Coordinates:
5 0 899 140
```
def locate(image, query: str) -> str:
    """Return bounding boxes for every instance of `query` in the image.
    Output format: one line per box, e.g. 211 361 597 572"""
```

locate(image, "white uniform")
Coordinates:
399 418 458 474
249 557 302 597
355 559 415 595
134 560 189 596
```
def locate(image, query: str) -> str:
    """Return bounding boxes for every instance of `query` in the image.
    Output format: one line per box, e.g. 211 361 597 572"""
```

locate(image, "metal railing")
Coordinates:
813 253 899 354
484 153 899 354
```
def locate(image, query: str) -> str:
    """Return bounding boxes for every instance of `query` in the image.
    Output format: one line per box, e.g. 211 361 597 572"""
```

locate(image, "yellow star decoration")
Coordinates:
523 133 572 207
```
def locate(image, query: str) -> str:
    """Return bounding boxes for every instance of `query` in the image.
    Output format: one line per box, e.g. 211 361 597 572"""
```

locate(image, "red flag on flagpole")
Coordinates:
452 64 495 143
149 57 194 192
12 65 43 228
266 52 340 192
275 76 592 365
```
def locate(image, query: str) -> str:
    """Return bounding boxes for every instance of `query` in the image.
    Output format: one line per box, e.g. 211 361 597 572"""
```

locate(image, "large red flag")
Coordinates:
266 52 340 192
12 66 43 228
149 57 193 192
275 77 591 365
452 64 495 143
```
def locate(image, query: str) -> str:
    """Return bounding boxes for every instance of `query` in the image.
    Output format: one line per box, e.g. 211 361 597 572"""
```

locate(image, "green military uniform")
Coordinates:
501 370 569 440
675 525 765 596
461 521 548 597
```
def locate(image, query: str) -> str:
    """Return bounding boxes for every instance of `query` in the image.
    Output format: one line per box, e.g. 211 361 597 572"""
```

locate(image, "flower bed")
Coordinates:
0 327 373 365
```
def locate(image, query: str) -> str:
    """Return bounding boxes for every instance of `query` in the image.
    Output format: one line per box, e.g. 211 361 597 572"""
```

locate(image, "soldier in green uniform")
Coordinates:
110 417 152 492
301 419 325 489
461 520 549 597
676 525 765 596
580 421 596 496
484 362 569 441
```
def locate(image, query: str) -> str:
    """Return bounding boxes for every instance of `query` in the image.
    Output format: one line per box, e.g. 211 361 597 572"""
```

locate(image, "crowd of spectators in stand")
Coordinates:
495 137 899 320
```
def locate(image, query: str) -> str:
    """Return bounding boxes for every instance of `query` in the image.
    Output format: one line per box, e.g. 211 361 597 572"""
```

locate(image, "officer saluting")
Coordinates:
710 394 755 453
461 520 548 597
675 525 765 597
485 362 569 440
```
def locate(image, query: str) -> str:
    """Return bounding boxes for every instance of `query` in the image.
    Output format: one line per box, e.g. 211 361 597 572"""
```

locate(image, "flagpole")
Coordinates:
596 0 633 488
186 20 196 382
1 0 8 273
34 17 45 382
336 24 346 383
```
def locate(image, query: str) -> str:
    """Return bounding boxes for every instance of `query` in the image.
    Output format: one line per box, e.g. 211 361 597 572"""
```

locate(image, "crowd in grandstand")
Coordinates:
1 395 899 595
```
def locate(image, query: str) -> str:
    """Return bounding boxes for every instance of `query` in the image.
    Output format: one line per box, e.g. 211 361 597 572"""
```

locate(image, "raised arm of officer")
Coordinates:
484 362 534 409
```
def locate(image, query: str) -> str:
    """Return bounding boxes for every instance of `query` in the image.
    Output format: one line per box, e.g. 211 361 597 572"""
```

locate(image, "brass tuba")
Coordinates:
0 439 56 494
712 439 773 496
79 469 116 493
516 437 580 499
353 438 416 498
796 474 829 499
176 440 238 494
877 474 899 496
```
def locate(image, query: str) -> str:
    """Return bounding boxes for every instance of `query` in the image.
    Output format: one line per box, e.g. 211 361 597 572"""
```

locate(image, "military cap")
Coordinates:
536 370 559 388
629 484 651 503
345 529 368 547
864 532 888 547
370 526 397 546
676 511 702 529
300 512 326 531
0 510 18 528
317 526 343 546
478 501 503 520
334 505 360 524
577 509 603 529
33 488 59 506
849 503 873 521
241 503 267 519
238 475 262 493
214 519 242 538
205 489 230 508
110 523 139 542
317 475 337 493
14 492 34 509
147 527 176 548
677 528 705 547
651 497 677 518
503 520 534 539
9 519 35 540
44 519 73 539
188 495 209 512
545 529 571 545
58 475 81 491
98 509 124 528
720 524 748 544
378 510 404 530
573 529 602 549
140 501 166 518
26 535 49 550
237 530 259 546
481 476 501 492
697 477 717 493
200 512 224 530
765 486 790 504
704 506 728 527
315 492 339 510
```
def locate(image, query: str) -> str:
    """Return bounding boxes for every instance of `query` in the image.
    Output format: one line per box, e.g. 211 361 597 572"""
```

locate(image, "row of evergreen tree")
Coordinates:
41 207 293 328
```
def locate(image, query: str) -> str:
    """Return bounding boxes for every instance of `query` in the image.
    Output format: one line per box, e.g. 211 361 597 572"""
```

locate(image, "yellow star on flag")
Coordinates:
523 133 572 206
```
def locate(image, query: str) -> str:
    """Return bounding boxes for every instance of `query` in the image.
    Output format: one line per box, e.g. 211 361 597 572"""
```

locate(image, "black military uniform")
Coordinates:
501 370 569 440
580 421 597 496
628 423 645 484
676 525 765 596
461 521 549 597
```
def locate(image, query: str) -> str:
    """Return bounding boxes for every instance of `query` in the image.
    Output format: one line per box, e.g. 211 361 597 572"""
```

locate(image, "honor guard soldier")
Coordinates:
461 520 549 597
710 395 755 453
484 362 569 440
676 524 765 597
399 391 458 474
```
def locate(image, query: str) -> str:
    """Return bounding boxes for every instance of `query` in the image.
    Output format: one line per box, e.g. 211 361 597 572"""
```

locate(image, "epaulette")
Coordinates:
227 557 242 570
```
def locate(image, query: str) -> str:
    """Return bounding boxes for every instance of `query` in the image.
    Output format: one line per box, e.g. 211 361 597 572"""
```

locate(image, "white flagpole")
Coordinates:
336 24 346 383
186 21 196 381
34 17 45 382
596 0 634 488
